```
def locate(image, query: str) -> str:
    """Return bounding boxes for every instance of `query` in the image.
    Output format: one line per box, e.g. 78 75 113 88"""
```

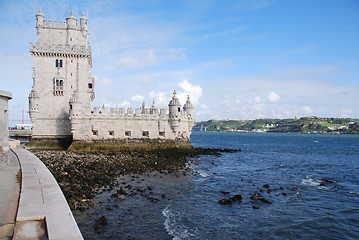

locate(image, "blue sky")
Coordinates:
1 0 358 125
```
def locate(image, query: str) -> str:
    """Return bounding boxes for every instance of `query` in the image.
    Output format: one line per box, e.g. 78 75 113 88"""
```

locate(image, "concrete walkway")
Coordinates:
0 148 83 240
0 151 20 239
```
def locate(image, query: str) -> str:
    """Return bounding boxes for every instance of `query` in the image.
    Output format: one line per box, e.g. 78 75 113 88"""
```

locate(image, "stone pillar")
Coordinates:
0 90 12 156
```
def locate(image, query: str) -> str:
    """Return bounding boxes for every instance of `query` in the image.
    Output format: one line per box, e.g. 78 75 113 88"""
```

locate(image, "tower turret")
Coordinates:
80 13 88 31
168 90 181 118
69 93 81 119
36 10 45 28
168 90 181 133
66 11 77 29
183 95 194 120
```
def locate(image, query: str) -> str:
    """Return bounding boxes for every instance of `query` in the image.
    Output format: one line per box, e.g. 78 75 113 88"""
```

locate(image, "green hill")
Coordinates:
194 117 359 134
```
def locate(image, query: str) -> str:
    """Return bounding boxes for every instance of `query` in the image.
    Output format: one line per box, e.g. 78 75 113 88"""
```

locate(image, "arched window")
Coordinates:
60 59 63 68
55 59 59 68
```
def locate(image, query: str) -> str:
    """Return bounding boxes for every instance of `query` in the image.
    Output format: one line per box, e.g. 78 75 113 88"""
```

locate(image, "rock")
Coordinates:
252 205 259 209
94 216 108 233
282 192 287 196
161 194 166 199
218 198 233 205
259 197 272 204
289 187 297 191
117 195 126 200
230 194 243 202
250 193 260 201
117 188 127 195
263 184 270 189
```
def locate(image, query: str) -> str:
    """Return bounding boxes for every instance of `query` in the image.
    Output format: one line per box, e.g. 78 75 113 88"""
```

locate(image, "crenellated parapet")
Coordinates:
30 43 91 58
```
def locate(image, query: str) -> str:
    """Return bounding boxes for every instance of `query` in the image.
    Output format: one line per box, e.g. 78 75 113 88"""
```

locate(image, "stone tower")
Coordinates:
29 10 94 141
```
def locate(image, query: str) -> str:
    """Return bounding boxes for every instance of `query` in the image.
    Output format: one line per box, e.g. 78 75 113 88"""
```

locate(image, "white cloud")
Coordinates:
254 96 262 103
267 91 280 103
149 91 170 108
130 95 145 103
177 79 203 105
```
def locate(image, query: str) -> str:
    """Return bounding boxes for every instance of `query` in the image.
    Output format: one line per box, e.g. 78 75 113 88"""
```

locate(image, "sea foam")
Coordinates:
162 206 196 240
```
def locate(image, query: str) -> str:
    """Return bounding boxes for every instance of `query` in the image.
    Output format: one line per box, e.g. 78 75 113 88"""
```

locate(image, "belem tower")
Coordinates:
28 10 195 147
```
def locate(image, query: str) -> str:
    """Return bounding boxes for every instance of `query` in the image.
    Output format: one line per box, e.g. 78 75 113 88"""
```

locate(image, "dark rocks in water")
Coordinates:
218 198 233 205
263 184 270 189
94 216 108 233
282 192 287 196
31 146 241 210
259 197 272 204
231 194 243 202
320 178 334 186
250 193 272 204
161 194 166 199
117 188 127 196
250 193 260 201
289 187 297 191
218 194 243 205
252 205 259 209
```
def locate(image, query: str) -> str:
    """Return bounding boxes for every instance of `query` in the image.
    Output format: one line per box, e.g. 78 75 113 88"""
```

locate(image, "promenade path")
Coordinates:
0 148 83 239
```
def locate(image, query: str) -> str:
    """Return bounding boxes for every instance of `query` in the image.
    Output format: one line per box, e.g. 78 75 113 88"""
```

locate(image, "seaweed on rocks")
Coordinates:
31 147 239 210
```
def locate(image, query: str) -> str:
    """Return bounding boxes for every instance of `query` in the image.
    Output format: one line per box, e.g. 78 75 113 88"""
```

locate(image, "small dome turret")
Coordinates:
183 95 193 110
80 12 88 30
150 100 158 114
183 95 194 120
36 10 45 27
168 90 182 118
66 11 77 29
168 90 181 106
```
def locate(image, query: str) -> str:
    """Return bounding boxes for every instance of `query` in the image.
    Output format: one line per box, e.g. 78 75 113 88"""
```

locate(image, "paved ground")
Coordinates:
0 151 20 239
0 149 83 240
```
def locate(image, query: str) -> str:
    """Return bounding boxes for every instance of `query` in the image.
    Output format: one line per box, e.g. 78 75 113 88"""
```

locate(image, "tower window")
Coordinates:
88 83 93 89
142 131 149 137
178 107 181 112
53 78 64 96
56 59 63 68
55 59 62 68
125 131 131 137
92 130 98 136
109 131 114 136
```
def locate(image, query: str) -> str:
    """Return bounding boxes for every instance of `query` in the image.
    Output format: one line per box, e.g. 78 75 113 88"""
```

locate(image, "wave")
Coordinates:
301 177 336 190
301 177 322 187
162 206 196 240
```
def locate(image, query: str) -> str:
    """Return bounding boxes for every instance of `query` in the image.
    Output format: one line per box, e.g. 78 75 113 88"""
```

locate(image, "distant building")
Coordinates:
0 90 12 152
29 11 195 145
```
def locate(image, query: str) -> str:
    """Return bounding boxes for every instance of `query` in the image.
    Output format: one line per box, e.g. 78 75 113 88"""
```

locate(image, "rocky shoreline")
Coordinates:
31 147 240 210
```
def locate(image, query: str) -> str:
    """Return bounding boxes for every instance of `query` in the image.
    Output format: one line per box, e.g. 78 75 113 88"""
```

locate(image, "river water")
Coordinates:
73 132 359 239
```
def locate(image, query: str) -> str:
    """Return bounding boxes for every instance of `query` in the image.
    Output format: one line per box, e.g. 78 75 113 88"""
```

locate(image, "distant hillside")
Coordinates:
194 117 359 134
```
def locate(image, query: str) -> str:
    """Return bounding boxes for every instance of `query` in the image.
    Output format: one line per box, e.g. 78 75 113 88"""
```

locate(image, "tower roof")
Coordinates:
183 95 194 109
36 9 44 17
168 90 181 106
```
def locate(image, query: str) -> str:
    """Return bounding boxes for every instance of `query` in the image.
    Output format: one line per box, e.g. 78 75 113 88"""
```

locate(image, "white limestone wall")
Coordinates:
0 90 12 152
70 112 193 142
29 12 94 138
